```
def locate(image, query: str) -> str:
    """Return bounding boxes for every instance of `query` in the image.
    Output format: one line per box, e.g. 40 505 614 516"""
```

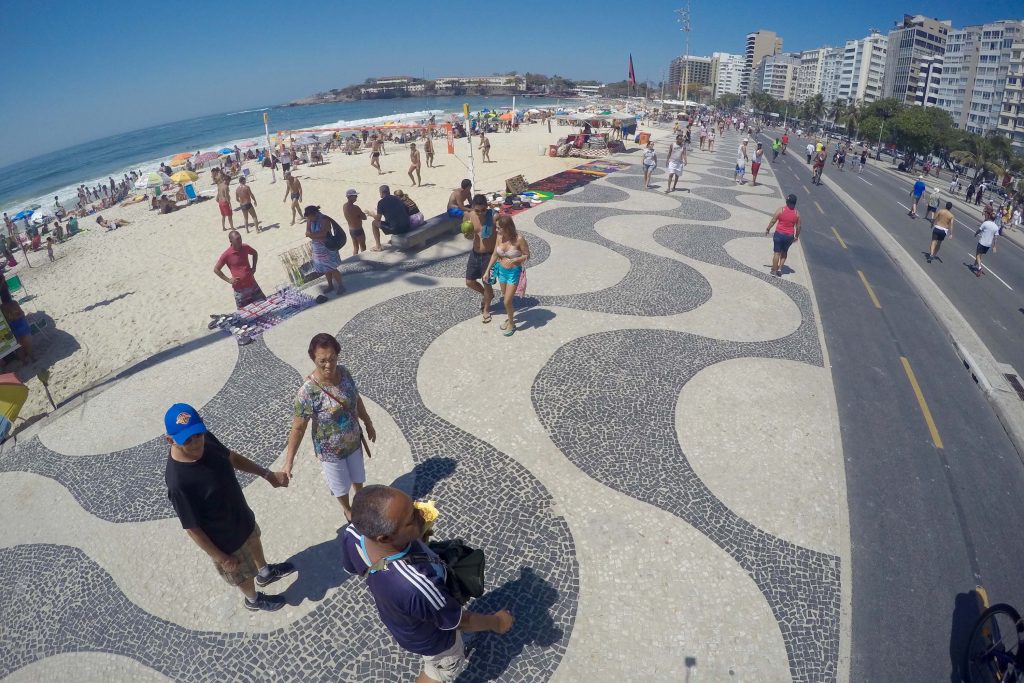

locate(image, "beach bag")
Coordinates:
408 539 486 605
323 217 347 251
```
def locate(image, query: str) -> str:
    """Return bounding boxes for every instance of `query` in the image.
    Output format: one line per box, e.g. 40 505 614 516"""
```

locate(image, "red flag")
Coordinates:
628 54 637 86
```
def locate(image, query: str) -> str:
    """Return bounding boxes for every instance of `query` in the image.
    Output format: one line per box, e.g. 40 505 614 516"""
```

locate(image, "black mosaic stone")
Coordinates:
555 183 631 204
0 338 300 523
601 176 732 222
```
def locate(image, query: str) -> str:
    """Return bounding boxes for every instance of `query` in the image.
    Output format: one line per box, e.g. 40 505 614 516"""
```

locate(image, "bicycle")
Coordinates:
963 602 1023 682
812 166 823 186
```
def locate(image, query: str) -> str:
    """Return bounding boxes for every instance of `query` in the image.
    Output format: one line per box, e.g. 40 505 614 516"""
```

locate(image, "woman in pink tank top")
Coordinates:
765 194 802 277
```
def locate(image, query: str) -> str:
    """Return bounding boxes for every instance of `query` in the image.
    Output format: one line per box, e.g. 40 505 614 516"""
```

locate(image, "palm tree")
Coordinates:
842 102 862 139
826 99 846 127
952 133 1006 182
805 94 825 125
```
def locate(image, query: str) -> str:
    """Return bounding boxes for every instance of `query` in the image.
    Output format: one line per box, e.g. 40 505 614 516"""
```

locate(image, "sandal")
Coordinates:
503 324 516 337
482 312 492 324
500 320 512 331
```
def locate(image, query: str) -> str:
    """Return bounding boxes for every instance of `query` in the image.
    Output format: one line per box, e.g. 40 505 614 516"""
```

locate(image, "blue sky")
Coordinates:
1 0 1019 164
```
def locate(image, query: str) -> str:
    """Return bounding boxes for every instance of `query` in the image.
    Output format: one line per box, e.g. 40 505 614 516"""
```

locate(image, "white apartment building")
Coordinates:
936 20 1024 134
753 53 800 102
669 55 713 98
360 76 426 96
743 30 783 96
913 55 943 107
434 76 526 92
711 52 745 97
795 47 830 102
882 15 951 103
997 33 1024 151
574 84 603 97
820 48 844 104
839 31 887 104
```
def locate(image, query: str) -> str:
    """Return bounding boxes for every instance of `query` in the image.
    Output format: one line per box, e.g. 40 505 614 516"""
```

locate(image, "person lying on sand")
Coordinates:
96 215 130 231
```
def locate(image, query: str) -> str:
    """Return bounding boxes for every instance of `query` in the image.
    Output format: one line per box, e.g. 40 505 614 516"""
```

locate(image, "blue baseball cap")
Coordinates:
164 403 207 445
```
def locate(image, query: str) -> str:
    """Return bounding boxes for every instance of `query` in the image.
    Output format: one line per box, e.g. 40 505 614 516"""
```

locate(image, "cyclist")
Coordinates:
812 149 826 185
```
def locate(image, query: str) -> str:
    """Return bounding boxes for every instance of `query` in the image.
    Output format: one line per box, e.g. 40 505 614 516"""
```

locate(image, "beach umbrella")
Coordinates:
29 211 52 226
135 172 170 189
170 170 198 184
499 112 514 121
11 210 33 221
293 134 317 145
218 147 234 155
171 152 193 161
196 151 220 163
169 157 188 167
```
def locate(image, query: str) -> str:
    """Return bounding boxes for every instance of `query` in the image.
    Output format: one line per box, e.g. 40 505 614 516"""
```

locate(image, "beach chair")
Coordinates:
242 168 251 180
5 275 27 301
183 184 198 203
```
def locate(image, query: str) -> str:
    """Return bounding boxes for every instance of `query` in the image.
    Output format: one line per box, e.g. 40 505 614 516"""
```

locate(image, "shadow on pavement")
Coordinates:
391 456 458 499
947 589 986 683
282 527 354 606
461 566 563 681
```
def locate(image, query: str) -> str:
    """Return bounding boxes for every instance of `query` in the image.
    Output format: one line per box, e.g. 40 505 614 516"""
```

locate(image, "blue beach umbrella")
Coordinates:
218 147 233 155
11 210 33 221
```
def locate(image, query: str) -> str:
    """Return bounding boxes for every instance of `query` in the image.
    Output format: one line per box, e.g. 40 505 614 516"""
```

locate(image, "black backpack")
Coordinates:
366 538 485 606
322 215 347 251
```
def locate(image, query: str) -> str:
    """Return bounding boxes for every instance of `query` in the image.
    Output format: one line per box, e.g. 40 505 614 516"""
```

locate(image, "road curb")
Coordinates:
823 174 1024 463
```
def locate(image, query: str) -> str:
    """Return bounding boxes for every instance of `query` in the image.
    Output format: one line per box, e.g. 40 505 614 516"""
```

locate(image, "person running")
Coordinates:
665 135 687 193
214 230 266 308
971 206 1000 276
908 175 927 218
234 176 259 233
765 194 801 277
407 143 422 187
641 141 658 190
163 403 294 613
283 333 376 522
927 201 954 263
751 143 765 186
924 188 941 224
780 132 789 154
836 146 846 171
771 138 781 161
303 205 345 295
859 149 867 173
735 138 748 184
806 142 814 164
283 172 303 225
464 194 497 323
485 215 530 337
342 189 368 255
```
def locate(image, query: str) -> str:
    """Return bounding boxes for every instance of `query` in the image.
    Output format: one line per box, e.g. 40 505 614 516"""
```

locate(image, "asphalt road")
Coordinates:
755 135 1024 683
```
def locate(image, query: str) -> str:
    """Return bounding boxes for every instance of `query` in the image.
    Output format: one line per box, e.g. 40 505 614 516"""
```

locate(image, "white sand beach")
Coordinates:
10 122 592 423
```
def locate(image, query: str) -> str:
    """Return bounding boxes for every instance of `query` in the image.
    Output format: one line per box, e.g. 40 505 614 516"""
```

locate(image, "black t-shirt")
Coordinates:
377 195 411 233
165 432 256 554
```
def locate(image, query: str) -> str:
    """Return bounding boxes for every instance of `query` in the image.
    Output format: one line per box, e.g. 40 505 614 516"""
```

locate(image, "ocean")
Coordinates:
0 95 568 218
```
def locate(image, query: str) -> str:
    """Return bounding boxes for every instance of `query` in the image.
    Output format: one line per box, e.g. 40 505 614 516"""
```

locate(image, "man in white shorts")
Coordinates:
735 138 749 183
665 134 688 193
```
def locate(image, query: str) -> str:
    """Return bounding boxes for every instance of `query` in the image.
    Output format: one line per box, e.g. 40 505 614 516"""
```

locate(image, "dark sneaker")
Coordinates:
255 562 296 587
244 591 286 612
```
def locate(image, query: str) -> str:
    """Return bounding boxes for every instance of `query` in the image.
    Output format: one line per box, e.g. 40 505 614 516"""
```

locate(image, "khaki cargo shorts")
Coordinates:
213 524 262 586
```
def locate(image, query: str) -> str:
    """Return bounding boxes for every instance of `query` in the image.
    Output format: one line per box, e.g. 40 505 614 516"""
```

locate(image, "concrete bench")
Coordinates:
390 213 462 251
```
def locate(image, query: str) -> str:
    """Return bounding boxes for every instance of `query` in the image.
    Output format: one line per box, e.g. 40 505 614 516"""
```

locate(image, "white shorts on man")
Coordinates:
668 160 685 176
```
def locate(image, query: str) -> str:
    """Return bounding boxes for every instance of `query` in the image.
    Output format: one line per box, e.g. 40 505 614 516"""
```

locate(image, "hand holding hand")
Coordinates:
266 471 289 488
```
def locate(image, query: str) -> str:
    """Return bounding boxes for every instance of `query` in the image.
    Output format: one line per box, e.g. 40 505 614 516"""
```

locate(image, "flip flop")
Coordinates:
503 325 516 337
482 312 492 324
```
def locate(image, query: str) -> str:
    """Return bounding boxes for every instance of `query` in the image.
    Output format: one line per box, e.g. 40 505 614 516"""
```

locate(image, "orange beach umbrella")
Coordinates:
171 152 193 161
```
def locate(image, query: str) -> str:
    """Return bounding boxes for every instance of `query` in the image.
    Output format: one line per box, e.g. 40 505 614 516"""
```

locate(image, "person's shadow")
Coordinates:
391 456 458 499
281 527 354 606
459 567 564 681
948 589 986 683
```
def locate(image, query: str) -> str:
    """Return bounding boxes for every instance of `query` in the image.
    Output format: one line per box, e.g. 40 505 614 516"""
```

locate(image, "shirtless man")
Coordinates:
479 133 492 163
342 189 368 255
370 136 383 174
234 176 259 233
215 171 234 232
282 172 302 225
464 194 497 322
423 133 434 168
407 143 421 187
447 179 472 215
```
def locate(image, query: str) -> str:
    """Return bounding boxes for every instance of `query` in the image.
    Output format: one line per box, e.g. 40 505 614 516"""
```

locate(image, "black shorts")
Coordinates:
282 162 291 173
349 228 364 239
976 244 990 255
465 250 491 281
931 228 947 242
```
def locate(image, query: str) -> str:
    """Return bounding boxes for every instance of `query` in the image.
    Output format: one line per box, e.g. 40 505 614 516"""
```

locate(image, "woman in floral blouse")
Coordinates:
283 333 376 521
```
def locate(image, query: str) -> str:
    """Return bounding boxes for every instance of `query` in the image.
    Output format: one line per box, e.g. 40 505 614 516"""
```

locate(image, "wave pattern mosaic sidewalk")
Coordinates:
0 128 847 682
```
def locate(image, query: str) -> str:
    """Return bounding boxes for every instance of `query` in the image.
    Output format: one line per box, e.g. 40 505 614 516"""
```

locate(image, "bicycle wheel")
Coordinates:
964 603 1023 683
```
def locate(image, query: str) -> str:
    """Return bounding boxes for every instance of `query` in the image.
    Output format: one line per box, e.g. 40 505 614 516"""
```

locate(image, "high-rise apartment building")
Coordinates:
668 55 712 98
839 31 888 104
882 14 951 103
936 20 1024 134
795 47 831 102
997 32 1024 151
913 55 943 107
711 52 745 98
820 48 844 104
752 53 801 102
743 30 783 96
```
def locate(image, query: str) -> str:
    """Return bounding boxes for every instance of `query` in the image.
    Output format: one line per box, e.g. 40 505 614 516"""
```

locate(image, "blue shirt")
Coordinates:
913 180 926 197
341 525 462 656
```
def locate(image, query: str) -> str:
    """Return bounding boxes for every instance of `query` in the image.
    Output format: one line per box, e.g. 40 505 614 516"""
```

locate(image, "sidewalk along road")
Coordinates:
762 143 1024 683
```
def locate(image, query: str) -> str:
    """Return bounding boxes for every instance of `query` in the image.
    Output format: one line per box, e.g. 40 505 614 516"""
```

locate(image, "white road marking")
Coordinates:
858 177 873 186
965 254 1013 290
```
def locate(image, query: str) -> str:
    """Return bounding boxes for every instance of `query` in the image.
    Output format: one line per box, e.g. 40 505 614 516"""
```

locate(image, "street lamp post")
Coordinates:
876 119 884 161
676 3 691 106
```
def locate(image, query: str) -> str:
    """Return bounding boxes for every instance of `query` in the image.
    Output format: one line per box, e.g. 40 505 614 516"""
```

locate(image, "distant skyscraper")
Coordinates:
743 30 783 96
996 30 1024 151
936 19 1024 135
839 31 888 105
882 15 951 103
711 52 745 98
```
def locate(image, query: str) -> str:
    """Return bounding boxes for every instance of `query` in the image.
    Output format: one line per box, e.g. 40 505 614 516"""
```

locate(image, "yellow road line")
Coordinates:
857 270 882 309
900 356 944 449
814 200 824 213
831 227 847 249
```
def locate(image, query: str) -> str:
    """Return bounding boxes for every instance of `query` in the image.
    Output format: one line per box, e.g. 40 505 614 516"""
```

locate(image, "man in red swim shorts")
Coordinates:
214 169 234 232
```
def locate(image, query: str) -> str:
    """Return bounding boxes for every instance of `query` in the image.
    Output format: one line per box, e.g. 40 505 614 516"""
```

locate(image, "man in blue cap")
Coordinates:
163 403 294 612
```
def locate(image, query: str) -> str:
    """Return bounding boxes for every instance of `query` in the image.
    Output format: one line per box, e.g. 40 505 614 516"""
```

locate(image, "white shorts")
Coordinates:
319 446 366 497
422 632 467 682
667 161 684 176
